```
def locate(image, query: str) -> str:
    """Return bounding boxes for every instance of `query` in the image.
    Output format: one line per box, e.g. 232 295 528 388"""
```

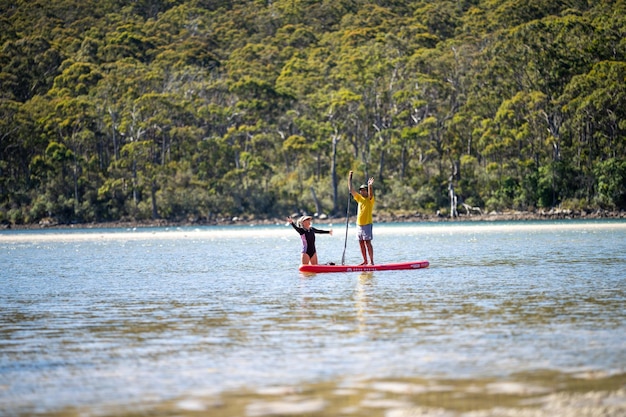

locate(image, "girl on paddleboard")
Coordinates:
288 215 333 265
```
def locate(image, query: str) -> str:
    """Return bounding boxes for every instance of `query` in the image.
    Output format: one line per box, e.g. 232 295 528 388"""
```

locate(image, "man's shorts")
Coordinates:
357 223 373 241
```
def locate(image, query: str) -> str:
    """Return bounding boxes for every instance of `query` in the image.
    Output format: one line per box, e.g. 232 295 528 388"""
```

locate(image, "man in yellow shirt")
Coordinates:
348 171 375 265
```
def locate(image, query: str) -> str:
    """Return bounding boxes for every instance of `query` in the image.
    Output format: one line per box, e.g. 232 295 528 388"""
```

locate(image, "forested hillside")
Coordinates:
1 0 625 225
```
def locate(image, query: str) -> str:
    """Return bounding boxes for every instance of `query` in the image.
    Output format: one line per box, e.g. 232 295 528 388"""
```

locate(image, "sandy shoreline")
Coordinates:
2 209 624 232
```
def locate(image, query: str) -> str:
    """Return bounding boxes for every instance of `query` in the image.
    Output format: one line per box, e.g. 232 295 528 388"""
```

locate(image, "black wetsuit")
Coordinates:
290 223 330 257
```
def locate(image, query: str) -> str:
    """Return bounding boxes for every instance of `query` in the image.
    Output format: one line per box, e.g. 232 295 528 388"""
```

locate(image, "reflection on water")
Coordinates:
1 221 625 416
355 272 374 335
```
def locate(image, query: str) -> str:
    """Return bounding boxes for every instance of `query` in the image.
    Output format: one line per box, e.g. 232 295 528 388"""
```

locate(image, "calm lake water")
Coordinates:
1 220 625 417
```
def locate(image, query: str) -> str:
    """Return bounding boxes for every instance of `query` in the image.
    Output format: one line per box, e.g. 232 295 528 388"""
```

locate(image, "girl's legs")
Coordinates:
301 253 311 265
310 253 319 265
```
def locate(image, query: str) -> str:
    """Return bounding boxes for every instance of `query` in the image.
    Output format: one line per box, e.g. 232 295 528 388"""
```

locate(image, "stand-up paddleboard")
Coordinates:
299 260 429 273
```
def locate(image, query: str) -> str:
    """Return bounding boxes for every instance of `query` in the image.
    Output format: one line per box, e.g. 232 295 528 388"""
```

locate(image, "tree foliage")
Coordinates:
1 0 625 225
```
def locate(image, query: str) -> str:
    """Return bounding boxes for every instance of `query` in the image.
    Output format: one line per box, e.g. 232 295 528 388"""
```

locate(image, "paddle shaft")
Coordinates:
341 192 350 265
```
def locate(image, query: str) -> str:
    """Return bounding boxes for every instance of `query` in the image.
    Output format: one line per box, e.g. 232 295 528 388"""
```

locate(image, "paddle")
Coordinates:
341 189 350 265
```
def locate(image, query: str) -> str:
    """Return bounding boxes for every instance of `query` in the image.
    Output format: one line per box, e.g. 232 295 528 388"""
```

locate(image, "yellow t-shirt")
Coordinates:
354 194 375 225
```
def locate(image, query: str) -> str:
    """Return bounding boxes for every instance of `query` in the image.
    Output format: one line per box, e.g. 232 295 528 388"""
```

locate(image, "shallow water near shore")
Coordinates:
1 220 625 416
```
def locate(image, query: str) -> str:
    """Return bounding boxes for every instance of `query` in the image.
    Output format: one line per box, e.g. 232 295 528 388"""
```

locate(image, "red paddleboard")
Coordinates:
299 260 429 273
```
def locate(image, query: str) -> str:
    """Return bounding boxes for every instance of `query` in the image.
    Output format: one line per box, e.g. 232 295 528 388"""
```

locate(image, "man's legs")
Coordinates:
365 240 374 265
358 240 368 265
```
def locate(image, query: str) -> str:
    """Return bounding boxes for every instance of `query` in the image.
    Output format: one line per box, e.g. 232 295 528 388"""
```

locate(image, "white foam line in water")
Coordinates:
0 229 284 242
375 221 626 235
0 221 624 243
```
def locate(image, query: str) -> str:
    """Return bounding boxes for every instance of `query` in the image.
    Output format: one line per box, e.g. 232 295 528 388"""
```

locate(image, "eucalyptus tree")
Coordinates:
0 99 40 223
0 36 63 102
326 5 400 179
471 11 601 209
559 60 626 207
275 32 346 214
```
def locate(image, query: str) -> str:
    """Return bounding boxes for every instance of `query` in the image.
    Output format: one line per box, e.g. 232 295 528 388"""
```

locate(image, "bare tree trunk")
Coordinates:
331 132 339 214
151 179 159 219
72 155 80 218
448 163 458 218
132 160 138 205
310 186 322 216
448 181 458 218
